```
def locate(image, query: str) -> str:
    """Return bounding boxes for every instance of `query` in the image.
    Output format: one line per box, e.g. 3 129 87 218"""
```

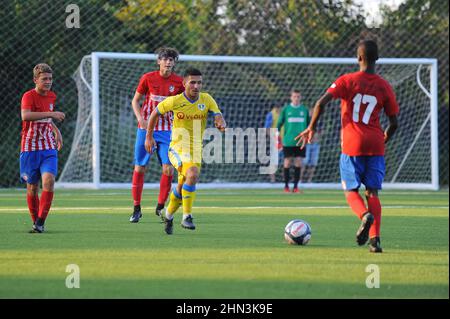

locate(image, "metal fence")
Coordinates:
1 0 448 187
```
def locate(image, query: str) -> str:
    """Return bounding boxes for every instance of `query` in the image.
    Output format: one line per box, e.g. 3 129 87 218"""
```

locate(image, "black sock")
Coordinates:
156 203 164 210
134 205 141 212
294 167 300 188
35 217 45 226
283 168 290 188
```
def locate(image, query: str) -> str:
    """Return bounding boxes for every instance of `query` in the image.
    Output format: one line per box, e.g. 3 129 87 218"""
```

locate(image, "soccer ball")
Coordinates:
284 219 312 245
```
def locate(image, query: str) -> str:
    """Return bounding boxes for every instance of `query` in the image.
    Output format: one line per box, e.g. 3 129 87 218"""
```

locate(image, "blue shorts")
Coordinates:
303 143 320 166
339 154 385 191
20 149 58 184
134 129 171 166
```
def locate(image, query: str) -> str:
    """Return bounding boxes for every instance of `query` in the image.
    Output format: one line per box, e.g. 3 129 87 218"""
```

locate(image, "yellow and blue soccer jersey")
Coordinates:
157 92 221 163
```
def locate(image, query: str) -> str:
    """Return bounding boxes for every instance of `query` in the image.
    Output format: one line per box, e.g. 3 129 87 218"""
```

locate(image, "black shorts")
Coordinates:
283 146 306 158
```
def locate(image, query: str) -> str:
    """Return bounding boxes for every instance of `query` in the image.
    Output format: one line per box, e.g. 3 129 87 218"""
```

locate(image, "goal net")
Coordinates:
58 53 438 190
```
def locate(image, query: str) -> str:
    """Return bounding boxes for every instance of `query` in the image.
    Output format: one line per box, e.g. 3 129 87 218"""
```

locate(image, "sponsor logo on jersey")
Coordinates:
35 118 52 123
186 113 207 120
150 94 168 102
177 112 185 119
287 118 305 123
176 112 207 120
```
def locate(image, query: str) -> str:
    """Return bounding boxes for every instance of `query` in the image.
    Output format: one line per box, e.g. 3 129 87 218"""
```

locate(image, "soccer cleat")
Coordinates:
155 203 165 219
284 187 290 193
181 215 196 230
130 210 142 223
356 212 374 246
163 216 173 235
29 223 44 233
369 237 383 253
292 187 302 193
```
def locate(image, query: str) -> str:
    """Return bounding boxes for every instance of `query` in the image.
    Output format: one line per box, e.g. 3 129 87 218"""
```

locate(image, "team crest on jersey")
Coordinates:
197 104 206 111
49 104 54 111
169 85 175 92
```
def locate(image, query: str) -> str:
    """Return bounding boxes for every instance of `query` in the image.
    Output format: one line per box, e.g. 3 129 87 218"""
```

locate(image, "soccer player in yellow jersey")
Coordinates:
145 67 227 234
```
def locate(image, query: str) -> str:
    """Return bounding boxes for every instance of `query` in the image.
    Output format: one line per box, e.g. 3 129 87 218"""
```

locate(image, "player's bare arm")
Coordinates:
131 91 147 128
214 114 227 132
384 115 398 144
144 109 159 153
295 92 332 149
21 109 65 122
52 122 63 151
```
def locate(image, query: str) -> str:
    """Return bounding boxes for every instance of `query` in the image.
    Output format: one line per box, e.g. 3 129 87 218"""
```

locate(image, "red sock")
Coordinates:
132 171 145 206
27 193 39 223
158 174 173 205
367 195 382 238
345 191 368 219
38 191 54 221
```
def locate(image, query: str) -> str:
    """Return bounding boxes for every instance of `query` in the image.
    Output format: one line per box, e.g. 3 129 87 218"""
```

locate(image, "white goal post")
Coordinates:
57 52 439 190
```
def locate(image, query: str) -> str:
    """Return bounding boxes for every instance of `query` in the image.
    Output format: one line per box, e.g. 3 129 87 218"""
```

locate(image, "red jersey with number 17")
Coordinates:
326 71 399 156
21 89 57 152
136 71 184 131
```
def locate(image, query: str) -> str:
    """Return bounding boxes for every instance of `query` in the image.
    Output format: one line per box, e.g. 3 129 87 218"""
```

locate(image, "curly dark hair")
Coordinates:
155 46 179 62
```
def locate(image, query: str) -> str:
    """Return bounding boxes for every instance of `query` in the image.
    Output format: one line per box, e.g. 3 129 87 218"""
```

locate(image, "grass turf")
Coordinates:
0 188 448 298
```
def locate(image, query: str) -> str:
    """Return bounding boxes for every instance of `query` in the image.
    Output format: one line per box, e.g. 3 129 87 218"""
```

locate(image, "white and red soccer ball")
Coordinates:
284 219 312 245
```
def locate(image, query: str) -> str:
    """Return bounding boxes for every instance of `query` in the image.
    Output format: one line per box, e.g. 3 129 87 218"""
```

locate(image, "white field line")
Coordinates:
0 205 448 212
0 191 447 197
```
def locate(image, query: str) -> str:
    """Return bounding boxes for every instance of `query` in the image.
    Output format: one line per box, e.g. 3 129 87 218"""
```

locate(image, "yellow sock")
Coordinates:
182 184 196 215
167 188 182 215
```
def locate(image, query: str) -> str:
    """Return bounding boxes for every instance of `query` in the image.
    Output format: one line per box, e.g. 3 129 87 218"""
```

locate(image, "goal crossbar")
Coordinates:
58 53 439 190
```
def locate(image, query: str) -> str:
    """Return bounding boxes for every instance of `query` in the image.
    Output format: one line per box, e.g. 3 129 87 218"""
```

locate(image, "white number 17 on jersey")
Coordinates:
352 93 377 124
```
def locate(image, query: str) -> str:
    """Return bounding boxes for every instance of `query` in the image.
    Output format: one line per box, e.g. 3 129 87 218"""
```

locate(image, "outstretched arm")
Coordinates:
295 92 333 149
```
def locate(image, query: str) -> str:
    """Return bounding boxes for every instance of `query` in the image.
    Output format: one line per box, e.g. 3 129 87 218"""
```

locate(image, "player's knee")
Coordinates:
27 184 39 196
42 175 55 192
365 189 378 198
134 165 146 174
185 167 199 185
162 165 174 176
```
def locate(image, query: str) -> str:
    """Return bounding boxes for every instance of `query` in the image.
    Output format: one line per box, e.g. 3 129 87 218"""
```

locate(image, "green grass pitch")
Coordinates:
0 188 448 298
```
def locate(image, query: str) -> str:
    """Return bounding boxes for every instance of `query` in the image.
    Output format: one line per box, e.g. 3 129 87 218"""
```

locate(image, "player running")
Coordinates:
129 47 184 223
145 67 227 235
296 40 399 253
20 63 65 233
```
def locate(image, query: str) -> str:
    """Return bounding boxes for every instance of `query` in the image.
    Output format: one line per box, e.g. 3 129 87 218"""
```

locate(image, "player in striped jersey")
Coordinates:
20 63 65 233
129 47 184 223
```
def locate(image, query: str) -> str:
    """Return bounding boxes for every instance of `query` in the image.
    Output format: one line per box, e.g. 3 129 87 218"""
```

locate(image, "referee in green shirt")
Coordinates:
277 89 310 193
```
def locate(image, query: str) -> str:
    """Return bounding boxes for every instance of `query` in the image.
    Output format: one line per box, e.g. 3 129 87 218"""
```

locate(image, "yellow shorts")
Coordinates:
168 148 201 184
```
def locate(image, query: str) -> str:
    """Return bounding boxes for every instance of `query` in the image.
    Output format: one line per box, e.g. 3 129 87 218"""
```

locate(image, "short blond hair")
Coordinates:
33 63 53 79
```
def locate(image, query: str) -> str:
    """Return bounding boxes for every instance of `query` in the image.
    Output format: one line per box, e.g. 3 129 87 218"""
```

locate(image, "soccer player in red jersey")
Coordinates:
129 47 184 223
20 63 65 233
296 40 399 253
